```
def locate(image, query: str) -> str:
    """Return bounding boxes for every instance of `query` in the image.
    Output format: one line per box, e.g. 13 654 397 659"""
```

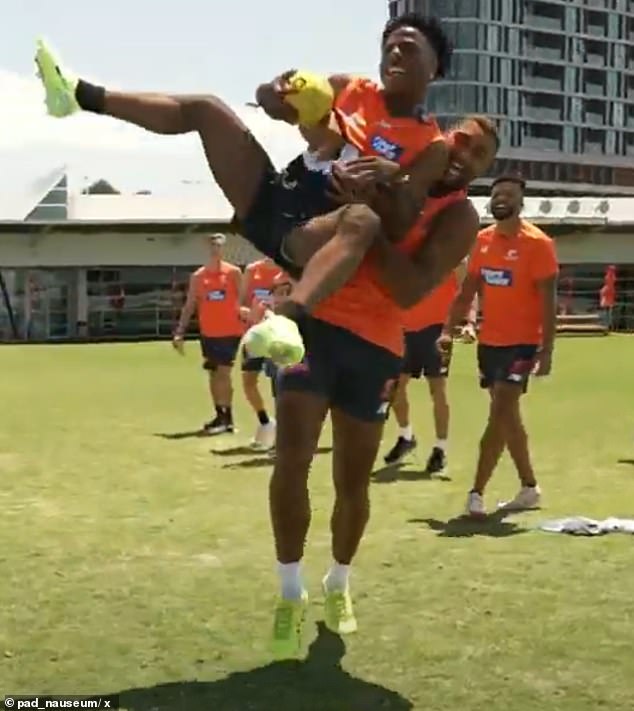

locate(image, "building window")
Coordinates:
584 99 605 126
524 30 566 62
523 122 563 151
584 39 607 68
584 10 608 38
526 1 565 32
584 68 606 97
524 62 564 93
583 128 604 154
524 92 564 122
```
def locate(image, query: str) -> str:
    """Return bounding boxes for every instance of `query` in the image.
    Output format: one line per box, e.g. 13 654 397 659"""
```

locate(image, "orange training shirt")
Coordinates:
244 260 284 308
401 271 458 332
194 261 243 337
314 190 468 356
467 220 559 346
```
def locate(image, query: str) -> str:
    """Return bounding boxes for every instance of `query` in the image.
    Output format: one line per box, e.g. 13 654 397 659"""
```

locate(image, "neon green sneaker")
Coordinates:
35 38 80 118
323 585 357 635
243 313 305 367
271 592 308 660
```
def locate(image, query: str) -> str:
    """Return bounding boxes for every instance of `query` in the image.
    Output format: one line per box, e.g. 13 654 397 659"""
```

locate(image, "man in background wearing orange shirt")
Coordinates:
173 234 243 434
440 175 558 517
383 263 478 473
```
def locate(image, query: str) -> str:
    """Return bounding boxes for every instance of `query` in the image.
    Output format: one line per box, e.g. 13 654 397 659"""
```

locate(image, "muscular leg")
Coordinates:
270 391 329 596
391 374 412 429
327 408 384 578
242 370 267 419
77 87 269 219
503 393 537 487
427 376 449 442
211 365 233 410
281 204 382 313
471 384 520 494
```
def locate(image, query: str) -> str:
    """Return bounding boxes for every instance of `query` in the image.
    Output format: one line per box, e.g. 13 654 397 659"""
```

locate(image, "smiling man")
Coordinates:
439 175 559 518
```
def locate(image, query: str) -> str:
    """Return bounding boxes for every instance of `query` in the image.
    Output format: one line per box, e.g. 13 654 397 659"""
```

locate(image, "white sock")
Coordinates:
277 562 304 600
399 425 413 441
324 561 350 592
435 439 447 452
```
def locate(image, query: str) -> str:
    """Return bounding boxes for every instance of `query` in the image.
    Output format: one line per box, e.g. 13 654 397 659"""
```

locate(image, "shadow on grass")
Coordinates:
111 622 413 711
372 463 451 484
409 511 529 538
212 445 333 457
153 430 210 440
617 459 634 466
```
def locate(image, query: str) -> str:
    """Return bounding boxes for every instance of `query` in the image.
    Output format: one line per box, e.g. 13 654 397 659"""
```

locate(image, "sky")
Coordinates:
1 0 388 201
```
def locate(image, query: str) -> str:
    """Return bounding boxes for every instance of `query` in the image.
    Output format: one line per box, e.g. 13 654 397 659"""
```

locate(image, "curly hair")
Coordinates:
382 13 453 78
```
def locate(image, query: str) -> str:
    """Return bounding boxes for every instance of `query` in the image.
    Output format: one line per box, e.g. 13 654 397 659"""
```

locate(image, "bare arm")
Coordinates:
537 275 558 355
239 265 253 308
375 140 450 241
444 273 480 335
372 199 479 308
174 274 197 337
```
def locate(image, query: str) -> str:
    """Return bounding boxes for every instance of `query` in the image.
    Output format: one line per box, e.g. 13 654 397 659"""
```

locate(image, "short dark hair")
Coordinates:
382 14 453 78
462 114 500 150
491 174 526 191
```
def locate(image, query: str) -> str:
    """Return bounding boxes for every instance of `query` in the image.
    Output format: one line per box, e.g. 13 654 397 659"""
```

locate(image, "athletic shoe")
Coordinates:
250 420 276 450
465 491 486 518
497 485 541 512
34 39 80 118
243 313 305 367
271 592 308 660
383 436 417 466
203 416 234 435
323 584 357 635
425 446 446 475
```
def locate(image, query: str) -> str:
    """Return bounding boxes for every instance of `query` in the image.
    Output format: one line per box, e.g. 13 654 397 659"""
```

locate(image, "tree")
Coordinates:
82 179 120 195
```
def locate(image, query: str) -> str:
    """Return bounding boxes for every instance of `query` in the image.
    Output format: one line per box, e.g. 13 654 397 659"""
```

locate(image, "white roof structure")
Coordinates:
3 166 634 228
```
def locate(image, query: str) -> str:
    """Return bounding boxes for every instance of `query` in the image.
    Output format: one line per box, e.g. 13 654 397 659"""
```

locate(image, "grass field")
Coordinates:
1 336 634 710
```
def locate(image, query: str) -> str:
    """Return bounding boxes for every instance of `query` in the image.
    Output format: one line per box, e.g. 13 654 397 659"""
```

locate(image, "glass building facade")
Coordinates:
388 0 634 194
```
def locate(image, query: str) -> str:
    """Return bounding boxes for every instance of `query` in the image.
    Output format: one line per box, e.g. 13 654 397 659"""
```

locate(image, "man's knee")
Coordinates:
339 204 382 247
333 467 372 501
490 385 521 422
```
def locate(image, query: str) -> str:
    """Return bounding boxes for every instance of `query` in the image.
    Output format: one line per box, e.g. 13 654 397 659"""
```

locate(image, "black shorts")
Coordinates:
277 317 402 423
200 336 241 370
241 347 266 373
477 344 539 392
239 154 338 274
403 323 449 378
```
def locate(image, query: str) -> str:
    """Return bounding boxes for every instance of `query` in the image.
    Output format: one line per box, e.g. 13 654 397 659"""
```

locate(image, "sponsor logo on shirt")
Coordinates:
370 134 404 161
253 287 272 300
206 289 226 301
481 268 513 287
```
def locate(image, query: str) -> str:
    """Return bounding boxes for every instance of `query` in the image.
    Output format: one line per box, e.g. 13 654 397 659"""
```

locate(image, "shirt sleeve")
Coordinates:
531 238 559 281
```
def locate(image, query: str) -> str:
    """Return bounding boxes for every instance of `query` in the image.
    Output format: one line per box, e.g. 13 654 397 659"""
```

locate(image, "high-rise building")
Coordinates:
388 0 634 195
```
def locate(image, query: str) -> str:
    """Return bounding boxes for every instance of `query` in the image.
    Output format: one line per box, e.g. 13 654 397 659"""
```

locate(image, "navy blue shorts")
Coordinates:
200 336 241 370
239 154 338 275
477 344 538 392
403 323 449 378
277 317 402 423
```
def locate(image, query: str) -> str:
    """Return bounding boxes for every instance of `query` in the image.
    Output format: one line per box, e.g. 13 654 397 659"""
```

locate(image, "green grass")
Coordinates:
1 336 634 710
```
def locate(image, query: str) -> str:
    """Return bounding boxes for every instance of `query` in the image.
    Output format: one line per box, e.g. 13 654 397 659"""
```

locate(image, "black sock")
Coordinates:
75 79 106 114
257 410 270 426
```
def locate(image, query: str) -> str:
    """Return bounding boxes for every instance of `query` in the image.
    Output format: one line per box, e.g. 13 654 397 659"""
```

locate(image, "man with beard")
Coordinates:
439 175 558 518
